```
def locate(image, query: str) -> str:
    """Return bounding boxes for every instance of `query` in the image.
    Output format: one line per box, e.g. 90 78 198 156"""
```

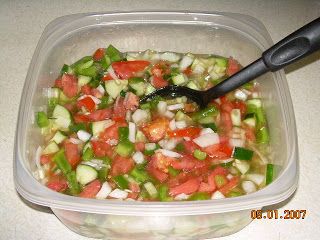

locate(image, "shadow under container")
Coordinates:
14 11 298 239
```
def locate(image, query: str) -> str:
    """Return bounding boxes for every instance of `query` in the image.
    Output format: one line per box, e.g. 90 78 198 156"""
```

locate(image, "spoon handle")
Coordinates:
205 17 320 103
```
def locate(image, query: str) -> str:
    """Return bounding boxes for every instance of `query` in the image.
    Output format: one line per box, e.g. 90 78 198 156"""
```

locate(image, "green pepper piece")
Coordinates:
168 166 180 177
130 167 151 183
232 147 254 161
192 105 219 122
69 123 86 133
120 90 126 97
118 127 129 142
100 55 111 69
215 175 227 188
36 112 49 128
193 149 207 160
71 56 93 69
266 163 274 185
53 149 72 175
77 65 97 77
106 44 122 62
256 126 270 144
98 167 109 181
116 141 134 157
175 143 185 152
140 102 151 110
227 191 243 198
158 185 172 201
113 175 129 189
215 57 228 67
143 144 160 156
202 123 218 132
82 148 94 161
98 96 110 109
189 192 210 200
48 98 59 113
66 171 80 195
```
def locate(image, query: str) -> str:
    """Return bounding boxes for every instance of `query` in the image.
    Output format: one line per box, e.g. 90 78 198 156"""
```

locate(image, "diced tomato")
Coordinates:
199 171 218 192
64 142 80 168
93 48 105 61
226 57 240 76
79 180 102 198
54 78 63 89
182 140 198 154
124 92 139 111
183 67 192 76
46 175 68 192
110 155 134 176
171 154 206 171
142 117 169 142
73 113 90 123
219 176 240 195
102 74 114 81
168 127 201 139
99 121 127 142
220 111 233 132
211 166 229 176
77 96 96 112
113 97 127 119
183 103 197 113
61 74 78 98
40 154 52 165
91 88 103 99
233 100 247 116
63 103 76 113
150 75 168 89
112 60 150 79
202 144 220 155
81 85 92 95
221 101 234 113
151 152 175 172
169 178 200 196
244 126 256 142
74 109 112 123
135 142 145 152
147 155 169 182
91 140 113 158
147 165 168 183
218 144 233 157
127 182 140 199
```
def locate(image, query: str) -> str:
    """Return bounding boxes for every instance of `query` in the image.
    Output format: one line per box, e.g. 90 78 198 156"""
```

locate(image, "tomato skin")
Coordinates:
81 85 92 95
46 175 68 192
182 140 198 154
135 142 145 152
61 74 78 98
64 142 80 168
147 155 169 183
212 166 229 176
102 74 114 81
171 154 206 171
150 75 168 89
54 78 63 89
142 117 169 142
93 48 105 61
226 57 240 76
112 60 150 79
168 127 201 138
113 97 127 119
220 111 233 132
123 92 139 111
91 140 113 158
91 88 103 99
77 96 96 112
219 176 240 195
110 155 134 176
183 67 192 76
40 154 53 165
169 178 200 196
127 182 140 199
79 180 102 198
88 109 113 121
99 121 127 142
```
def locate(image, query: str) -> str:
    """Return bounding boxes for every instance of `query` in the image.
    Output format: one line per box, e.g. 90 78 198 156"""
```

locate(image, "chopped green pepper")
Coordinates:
193 149 207 160
69 123 86 133
116 141 134 157
66 171 80 195
159 185 172 201
256 126 270 144
215 175 227 188
168 166 180 177
175 142 185 152
266 163 274 185
118 127 129 142
113 175 129 189
192 105 219 122
36 112 49 128
202 123 218 132
189 192 210 200
98 167 109 182
82 148 94 161
232 147 254 161
53 149 72 175
130 167 151 183
106 44 122 62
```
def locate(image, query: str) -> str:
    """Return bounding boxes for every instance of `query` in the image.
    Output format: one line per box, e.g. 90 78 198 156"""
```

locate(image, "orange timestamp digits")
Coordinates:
251 209 307 220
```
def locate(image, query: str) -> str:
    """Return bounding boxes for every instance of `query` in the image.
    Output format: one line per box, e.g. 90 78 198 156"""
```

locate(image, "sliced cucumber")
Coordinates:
50 131 67 144
82 142 92 154
92 120 113 137
175 111 192 124
105 80 128 99
172 74 188 85
136 130 147 142
78 75 92 88
52 105 71 130
76 164 98 185
42 141 59 155
128 77 146 96
145 83 156 95
243 116 256 128
186 81 199 90
144 182 158 199
198 116 215 124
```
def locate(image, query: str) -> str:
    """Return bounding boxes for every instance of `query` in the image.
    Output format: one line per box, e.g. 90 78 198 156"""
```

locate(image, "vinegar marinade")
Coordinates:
35 44 274 201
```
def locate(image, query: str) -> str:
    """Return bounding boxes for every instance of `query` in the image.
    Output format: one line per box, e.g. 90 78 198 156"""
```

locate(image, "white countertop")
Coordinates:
1 1 320 239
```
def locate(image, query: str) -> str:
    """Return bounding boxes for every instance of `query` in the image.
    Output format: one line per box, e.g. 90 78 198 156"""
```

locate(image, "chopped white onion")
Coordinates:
35 146 43 170
132 151 145 164
157 101 167 115
226 174 234 180
164 111 175 119
128 122 136 143
125 111 132 122
107 65 118 80
200 128 215 135
96 182 112 199
211 191 225 199
234 89 248 101
193 133 219 148
174 193 190 200
107 139 118 146
229 138 245 147
242 180 257 193
145 143 156 151
159 138 179 150
156 149 181 158
175 120 187 129
96 84 105 95
132 109 149 124
169 119 176 130
160 52 180 62
233 159 250 174
167 103 184 111
109 189 128 199
69 138 82 144
77 130 92 142
179 55 194 71
246 174 265 186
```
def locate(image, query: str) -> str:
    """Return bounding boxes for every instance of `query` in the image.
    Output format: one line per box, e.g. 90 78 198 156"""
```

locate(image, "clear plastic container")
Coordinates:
14 11 298 239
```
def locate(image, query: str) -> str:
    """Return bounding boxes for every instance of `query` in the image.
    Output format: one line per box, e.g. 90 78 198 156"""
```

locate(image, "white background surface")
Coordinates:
1 0 320 239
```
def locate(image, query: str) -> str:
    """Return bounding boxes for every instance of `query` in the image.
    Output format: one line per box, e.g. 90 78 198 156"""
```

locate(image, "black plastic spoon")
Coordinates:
140 17 320 108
